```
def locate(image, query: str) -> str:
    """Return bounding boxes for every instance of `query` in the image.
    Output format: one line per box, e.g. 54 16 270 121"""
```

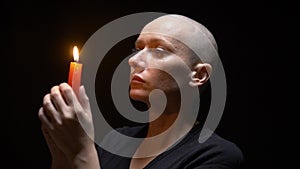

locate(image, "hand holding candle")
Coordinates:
68 46 82 97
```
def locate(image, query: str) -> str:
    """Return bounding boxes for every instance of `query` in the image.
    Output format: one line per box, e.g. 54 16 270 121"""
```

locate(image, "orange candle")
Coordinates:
68 46 82 97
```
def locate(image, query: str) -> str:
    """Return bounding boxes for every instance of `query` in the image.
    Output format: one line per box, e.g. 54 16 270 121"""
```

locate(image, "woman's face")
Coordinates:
128 33 191 104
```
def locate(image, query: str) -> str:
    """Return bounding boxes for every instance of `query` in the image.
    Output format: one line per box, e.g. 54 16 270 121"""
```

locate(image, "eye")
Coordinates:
132 47 141 53
156 47 165 52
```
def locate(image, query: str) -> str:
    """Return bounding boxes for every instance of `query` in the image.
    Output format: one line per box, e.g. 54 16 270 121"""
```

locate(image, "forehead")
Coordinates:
137 15 217 67
136 16 198 53
141 15 195 41
135 34 177 47
135 33 196 67
135 33 192 57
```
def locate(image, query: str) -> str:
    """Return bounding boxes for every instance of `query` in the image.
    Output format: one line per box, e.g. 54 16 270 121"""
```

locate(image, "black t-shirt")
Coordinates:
95 124 243 169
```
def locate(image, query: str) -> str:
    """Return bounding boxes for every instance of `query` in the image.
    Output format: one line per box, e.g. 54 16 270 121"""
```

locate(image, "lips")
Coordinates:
131 75 145 84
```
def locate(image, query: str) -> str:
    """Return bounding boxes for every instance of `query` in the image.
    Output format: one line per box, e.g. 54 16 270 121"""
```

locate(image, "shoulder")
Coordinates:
188 129 244 168
208 133 243 163
145 127 244 169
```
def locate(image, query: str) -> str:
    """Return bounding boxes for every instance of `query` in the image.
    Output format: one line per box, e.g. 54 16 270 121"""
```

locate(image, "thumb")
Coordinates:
78 85 91 113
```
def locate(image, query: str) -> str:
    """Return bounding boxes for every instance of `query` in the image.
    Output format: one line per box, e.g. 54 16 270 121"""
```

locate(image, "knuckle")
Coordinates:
63 87 73 96
62 113 74 122
84 95 89 102
43 99 51 107
51 92 60 99
63 106 72 114
59 82 72 93
38 108 44 118
43 94 50 102
61 107 73 118
55 119 63 126
49 125 55 130
59 82 68 87
51 85 58 92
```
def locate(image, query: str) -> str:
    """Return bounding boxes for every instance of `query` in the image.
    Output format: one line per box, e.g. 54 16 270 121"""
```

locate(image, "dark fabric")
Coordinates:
95 124 243 169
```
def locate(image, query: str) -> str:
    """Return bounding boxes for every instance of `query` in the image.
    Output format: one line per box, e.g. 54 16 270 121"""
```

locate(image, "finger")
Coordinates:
41 124 52 141
50 86 68 112
41 124 61 154
43 94 55 122
43 94 62 125
41 124 54 144
79 85 91 113
41 124 49 136
59 82 75 106
38 107 54 130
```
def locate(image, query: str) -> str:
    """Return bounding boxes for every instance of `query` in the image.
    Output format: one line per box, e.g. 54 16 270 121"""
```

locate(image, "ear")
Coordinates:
189 63 212 87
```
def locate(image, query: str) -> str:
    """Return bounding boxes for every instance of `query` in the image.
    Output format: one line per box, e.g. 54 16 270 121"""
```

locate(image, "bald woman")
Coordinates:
39 14 243 169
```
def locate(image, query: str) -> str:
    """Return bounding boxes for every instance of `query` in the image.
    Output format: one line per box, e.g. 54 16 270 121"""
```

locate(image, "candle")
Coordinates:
68 46 82 97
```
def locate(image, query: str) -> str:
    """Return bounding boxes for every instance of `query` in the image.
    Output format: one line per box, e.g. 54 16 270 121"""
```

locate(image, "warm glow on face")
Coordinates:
73 46 79 62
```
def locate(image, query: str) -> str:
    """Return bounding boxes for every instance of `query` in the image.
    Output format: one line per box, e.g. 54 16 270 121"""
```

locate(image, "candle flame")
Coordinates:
73 46 79 62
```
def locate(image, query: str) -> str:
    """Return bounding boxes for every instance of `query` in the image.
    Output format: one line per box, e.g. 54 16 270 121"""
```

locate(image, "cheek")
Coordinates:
145 56 191 89
147 69 179 90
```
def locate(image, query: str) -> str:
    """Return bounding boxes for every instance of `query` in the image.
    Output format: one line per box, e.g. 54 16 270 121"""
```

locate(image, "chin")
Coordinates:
129 89 149 103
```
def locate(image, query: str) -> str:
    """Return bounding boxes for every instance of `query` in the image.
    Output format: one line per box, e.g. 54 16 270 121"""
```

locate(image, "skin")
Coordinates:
39 84 99 169
39 14 216 169
128 16 213 169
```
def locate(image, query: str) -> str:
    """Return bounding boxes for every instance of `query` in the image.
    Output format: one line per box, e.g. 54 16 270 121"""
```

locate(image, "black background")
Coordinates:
3 0 290 168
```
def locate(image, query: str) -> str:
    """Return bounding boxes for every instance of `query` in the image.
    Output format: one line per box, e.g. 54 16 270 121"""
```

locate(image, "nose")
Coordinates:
128 50 146 73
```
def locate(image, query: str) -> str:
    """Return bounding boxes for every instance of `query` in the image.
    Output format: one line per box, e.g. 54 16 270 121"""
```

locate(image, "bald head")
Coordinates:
141 14 219 68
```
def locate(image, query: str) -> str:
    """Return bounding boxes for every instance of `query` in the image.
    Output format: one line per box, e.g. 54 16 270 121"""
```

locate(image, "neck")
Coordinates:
133 94 197 158
147 111 178 137
146 93 179 137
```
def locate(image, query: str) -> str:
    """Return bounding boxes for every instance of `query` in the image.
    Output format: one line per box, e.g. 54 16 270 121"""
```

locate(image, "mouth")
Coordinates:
131 74 145 84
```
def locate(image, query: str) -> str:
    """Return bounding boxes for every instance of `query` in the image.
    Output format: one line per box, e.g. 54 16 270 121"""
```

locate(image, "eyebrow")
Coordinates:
135 36 176 52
